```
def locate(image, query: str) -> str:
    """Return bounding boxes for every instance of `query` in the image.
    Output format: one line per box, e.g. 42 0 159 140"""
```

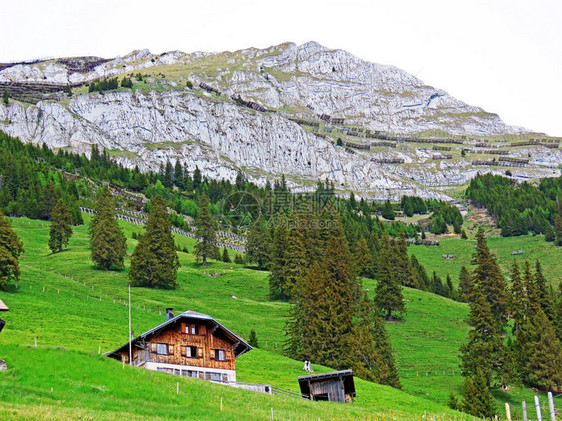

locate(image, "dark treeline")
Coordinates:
466 173 562 243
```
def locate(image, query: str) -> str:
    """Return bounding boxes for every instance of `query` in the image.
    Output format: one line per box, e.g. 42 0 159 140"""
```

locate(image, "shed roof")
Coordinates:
105 310 252 358
0 299 8 311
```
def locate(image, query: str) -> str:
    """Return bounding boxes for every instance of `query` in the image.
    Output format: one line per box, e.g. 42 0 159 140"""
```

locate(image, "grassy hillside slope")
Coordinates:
0 216 553 419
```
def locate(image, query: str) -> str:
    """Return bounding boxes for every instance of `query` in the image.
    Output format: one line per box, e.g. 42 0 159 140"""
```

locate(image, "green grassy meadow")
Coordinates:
0 216 555 419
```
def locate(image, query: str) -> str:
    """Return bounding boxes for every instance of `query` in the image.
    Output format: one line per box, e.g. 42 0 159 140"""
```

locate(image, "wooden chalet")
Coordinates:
0 298 8 334
297 370 356 403
106 310 252 382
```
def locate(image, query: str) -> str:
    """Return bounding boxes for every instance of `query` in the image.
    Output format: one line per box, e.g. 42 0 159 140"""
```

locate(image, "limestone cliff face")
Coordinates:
0 42 558 199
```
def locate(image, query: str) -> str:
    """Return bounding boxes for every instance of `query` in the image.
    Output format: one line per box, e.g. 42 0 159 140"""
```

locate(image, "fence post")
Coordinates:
505 403 511 421
522 401 528 421
535 395 543 421
547 392 556 421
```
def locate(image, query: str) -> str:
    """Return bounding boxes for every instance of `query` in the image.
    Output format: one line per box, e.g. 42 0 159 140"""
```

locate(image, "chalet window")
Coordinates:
185 345 198 358
214 349 226 361
210 372 222 381
188 370 198 378
156 343 168 355
184 324 199 335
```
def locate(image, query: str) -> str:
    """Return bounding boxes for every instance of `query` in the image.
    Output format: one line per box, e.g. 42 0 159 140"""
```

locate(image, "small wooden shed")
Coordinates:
297 370 356 403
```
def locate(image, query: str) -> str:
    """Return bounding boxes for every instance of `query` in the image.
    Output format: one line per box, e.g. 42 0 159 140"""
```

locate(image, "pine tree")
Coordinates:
0 212 24 291
410 254 429 290
458 266 472 302
554 210 562 246
534 260 555 319
391 234 417 288
523 261 541 316
471 228 510 329
555 283 562 342
381 200 395 220
163 160 173 188
194 193 218 266
282 219 310 299
89 187 127 270
516 308 562 390
48 199 73 253
248 329 259 348
354 237 373 277
193 166 202 190
174 160 183 189
245 219 271 270
460 283 505 386
129 196 179 289
462 369 497 419
374 232 406 319
447 392 460 411
509 260 526 334
268 226 288 299
350 292 401 388
221 247 231 263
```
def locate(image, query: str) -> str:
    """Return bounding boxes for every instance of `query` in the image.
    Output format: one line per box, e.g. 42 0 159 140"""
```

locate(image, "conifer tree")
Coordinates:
509 260 526 334
523 261 540 316
391 234 417 288
245 219 271 270
374 232 406 319
381 200 395 220
221 247 231 263
410 254 429 291
248 329 259 348
350 292 401 388
194 193 218 266
0 212 24 291
163 160 173 188
471 228 509 329
354 236 373 277
174 160 184 189
462 369 497 419
89 187 127 270
460 283 505 386
554 210 562 246
48 199 73 253
555 283 562 342
268 226 288 299
458 266 472 302
282 219 310 299
516 308 562 390
129 195 179 289
534 260 555 319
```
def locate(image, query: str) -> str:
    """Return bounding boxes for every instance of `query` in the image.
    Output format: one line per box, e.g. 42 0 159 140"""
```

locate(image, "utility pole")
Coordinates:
129 284 132 366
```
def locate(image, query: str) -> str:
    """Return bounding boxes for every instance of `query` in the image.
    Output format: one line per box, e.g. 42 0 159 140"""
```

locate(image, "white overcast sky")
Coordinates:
2 0 562 136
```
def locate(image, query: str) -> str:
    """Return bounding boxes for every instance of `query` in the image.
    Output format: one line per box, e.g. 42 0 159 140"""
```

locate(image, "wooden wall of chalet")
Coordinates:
125 321 236 371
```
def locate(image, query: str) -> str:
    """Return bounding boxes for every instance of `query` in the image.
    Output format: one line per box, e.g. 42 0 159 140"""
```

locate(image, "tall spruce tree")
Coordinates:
350 292 401 388
89 187 127 270
460 282 505 386
554 209 562 246
354 237 373 278
462 369 497 419
471 228 509 329
245 219 271 270
510 260 526 334
523 261 540 316
194 193 218 266
374 232 406 319
268 226 288 299
516 308 562 390
0 212 24 291
48 199 73 253
129 195 179 289
534 260 555 319
555 282 562 342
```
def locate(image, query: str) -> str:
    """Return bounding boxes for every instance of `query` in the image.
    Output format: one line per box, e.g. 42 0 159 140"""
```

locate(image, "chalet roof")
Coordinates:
105 310 252 358
297 369 356 398
0 299 8 311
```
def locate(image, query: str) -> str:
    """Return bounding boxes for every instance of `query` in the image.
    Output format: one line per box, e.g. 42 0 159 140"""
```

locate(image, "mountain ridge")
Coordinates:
1 41 560 199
